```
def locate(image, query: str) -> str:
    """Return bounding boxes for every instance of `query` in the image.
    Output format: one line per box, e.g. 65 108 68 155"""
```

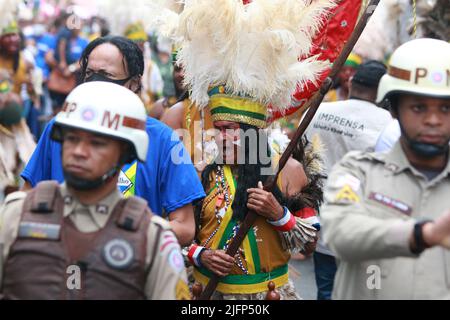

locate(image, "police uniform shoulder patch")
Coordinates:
159 229 180 253
334 185 360 203
156 232 184 276
103 238 134 269
334 174 361 191
167 247 185 274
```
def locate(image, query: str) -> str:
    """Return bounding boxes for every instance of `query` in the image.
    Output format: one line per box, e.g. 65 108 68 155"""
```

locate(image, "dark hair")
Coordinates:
79 36 144 92
351 60 387 88
199 124 283 222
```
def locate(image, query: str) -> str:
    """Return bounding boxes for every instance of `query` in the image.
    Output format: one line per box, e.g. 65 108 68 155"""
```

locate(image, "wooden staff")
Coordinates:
199 0 381 300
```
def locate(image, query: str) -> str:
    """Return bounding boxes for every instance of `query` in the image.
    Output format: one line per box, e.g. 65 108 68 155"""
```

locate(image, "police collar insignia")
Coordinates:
96 204 109 215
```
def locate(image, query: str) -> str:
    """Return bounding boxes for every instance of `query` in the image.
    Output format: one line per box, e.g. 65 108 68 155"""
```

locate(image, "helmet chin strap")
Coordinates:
63 165 121 191
398 118 449 159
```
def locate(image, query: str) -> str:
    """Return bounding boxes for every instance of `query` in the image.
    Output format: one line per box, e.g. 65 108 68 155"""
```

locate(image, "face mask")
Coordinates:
408 140 449 158
63 166 120 191
399 119 449 158
0 101 23 126
85 73 132 86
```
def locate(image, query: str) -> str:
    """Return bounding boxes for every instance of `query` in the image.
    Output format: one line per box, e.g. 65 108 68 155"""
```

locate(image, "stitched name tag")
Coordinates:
368 192 412 215
18 222 61 240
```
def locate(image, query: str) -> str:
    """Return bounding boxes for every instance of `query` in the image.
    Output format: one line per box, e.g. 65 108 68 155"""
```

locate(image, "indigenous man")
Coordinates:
152 0 335 299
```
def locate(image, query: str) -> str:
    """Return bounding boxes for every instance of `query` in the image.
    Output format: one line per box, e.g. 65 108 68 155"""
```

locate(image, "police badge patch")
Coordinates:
103 239 134 269
168 248 185 274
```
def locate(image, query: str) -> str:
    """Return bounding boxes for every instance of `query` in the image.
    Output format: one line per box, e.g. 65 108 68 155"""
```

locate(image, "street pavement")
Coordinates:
289 256 317 300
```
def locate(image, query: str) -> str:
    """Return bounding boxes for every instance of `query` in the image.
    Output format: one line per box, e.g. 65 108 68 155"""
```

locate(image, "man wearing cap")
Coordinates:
321 38 450 299
0 21 34 96
324 52 362 102
0 81 190 300
304 60 393 300
0 70 35 201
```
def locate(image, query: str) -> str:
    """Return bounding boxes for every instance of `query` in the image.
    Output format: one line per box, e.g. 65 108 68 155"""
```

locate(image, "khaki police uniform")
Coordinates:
0 183 190 300
321 141 450 299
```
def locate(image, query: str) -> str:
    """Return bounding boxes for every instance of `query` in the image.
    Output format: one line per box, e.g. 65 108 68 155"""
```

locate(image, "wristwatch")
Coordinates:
411 220 433 255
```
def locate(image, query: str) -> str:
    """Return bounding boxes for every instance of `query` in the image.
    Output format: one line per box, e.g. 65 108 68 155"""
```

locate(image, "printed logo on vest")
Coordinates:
103 238 134 269
118 170 133 194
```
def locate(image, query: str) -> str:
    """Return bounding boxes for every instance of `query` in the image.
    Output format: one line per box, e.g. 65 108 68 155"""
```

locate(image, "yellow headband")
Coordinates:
208 86 267 128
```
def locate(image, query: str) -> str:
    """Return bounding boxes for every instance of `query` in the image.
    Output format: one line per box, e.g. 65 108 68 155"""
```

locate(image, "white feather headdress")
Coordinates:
153 0 336 114
0 0 21 31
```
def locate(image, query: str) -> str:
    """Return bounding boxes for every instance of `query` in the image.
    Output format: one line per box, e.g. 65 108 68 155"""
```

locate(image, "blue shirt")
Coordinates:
67 37 88 65
34 33 56 79
54 28 88 65
21 117 205 215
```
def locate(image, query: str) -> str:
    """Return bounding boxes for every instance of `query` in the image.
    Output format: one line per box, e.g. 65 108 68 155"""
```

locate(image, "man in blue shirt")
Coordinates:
22 36 205 245
32 25 56 81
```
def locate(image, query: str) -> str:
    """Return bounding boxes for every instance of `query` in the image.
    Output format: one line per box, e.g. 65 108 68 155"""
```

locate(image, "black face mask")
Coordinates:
63 166 120 191
407 140 449 158
85 72 132 86
0 101 23 126
398 119 449 158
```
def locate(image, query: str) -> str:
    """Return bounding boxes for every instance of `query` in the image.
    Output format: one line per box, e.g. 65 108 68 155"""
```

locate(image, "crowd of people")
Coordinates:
0 0 449 300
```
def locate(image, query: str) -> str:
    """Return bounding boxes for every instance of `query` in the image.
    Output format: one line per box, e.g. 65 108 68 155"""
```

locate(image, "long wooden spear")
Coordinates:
199 0 381 300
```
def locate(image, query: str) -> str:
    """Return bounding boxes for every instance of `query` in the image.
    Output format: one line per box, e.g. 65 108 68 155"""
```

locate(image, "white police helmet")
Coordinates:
376 38 450 103
51 81 148 162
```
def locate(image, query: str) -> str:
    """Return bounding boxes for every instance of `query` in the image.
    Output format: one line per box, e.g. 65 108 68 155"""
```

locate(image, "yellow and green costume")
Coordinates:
194 165 290 294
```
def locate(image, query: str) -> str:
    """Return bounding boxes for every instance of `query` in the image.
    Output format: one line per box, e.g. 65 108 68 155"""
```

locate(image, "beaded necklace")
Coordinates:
214 165 231 221
201 166 248 274
202 165 230 247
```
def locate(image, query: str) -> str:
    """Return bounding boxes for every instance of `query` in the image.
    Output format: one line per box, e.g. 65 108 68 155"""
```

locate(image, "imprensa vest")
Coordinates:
1 181 153 300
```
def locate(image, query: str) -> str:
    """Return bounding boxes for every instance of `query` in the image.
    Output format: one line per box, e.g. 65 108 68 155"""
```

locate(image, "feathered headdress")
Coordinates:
0 0 21 35
154 0 335 128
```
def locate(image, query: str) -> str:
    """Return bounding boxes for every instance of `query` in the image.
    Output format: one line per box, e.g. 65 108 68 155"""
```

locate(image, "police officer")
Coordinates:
0 81 190 300
321 38 450 299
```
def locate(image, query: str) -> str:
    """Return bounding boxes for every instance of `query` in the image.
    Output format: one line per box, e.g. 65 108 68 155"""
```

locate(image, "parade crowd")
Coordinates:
0 0 449 300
